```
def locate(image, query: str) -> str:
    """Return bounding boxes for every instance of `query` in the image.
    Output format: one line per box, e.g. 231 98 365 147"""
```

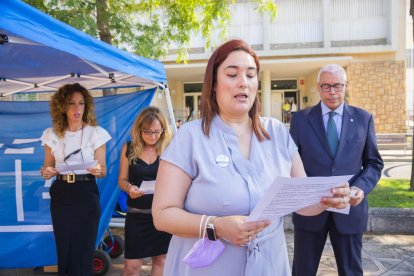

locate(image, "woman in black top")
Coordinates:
118 106 171 276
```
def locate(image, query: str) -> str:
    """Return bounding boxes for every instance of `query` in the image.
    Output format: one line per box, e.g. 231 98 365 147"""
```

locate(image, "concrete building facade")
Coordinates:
159 0 408 134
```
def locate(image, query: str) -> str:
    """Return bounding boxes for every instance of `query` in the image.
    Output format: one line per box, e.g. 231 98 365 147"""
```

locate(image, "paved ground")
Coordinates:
2 230 413 276
105 230 414 276
1 150 412 275
382 162 412 179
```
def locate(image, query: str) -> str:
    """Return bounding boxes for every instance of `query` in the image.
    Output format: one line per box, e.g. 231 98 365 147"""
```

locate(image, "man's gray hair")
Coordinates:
317 64 347 83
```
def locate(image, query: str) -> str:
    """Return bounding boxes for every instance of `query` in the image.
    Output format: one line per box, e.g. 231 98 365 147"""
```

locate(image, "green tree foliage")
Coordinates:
23 0 278 62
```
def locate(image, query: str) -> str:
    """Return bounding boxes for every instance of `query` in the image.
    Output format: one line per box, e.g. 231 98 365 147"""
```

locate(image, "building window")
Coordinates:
184 83 203 93
271 80 297 90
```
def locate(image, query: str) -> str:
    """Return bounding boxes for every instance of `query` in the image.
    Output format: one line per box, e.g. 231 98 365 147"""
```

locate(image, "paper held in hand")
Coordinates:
140 180 156 194
55 160 98 173
247 175 354 222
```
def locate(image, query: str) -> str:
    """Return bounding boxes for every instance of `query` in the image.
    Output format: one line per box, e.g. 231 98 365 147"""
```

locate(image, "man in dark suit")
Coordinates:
290 64 383 276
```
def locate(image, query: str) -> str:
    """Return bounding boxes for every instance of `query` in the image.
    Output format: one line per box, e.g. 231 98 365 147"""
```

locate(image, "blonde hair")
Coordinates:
50 83 97 138
128 106 171 163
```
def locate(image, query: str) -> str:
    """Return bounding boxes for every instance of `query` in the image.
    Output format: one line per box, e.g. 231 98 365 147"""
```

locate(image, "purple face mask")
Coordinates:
183 215 225 269
183 238 225 269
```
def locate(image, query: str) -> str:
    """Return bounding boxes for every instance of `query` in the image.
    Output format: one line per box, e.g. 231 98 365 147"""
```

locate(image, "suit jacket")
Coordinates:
290 102 383 234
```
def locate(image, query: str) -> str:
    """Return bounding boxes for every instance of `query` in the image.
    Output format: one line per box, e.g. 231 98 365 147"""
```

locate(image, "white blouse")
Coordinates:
40 125 111 174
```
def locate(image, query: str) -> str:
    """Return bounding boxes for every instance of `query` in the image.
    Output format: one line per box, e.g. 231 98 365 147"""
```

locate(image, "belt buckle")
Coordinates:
67 173 75 183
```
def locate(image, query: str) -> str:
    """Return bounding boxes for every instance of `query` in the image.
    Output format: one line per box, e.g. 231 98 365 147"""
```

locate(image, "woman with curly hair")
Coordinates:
40 83 111 276
118 106 172 276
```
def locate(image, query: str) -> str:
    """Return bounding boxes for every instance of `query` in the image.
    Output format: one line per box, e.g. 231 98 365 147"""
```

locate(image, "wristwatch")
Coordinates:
206 220 217 241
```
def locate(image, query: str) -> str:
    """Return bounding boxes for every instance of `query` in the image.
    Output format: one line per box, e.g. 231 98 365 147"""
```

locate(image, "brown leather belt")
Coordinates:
56 173 95 183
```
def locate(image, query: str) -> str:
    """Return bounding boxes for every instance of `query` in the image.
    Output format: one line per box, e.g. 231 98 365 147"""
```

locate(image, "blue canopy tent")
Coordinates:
0 0 174 269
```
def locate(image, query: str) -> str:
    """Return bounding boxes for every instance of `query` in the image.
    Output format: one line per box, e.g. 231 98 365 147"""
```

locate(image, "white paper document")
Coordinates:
247 175 353 222
326 189 358 214
140 180 156 194
55 160 98 173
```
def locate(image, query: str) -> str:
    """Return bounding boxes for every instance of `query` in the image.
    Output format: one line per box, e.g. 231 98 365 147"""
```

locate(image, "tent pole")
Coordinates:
153 81 177 134
164 87 177 133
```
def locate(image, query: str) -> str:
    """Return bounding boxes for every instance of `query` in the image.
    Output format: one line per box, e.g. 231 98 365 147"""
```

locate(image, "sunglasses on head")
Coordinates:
63 148 81 162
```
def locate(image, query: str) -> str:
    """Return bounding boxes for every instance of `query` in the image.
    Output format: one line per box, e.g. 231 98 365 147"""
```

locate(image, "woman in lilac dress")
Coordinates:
152 40 351 276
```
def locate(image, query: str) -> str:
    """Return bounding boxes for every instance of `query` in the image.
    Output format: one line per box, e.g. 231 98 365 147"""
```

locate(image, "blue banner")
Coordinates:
0 89 155 268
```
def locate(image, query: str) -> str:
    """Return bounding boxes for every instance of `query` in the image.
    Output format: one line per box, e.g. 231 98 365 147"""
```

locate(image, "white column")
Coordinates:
261 70 271 117
385 0 395 47
323 0 331 48
263 13 270 51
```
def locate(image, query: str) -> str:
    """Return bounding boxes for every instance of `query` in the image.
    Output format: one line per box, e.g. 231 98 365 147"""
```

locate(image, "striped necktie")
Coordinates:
327 111 339 155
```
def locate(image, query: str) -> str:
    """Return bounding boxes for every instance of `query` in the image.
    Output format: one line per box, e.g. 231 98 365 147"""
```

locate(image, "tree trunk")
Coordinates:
411 132 414 190
411 0 414 190
96 0 115 96
96 0 112 44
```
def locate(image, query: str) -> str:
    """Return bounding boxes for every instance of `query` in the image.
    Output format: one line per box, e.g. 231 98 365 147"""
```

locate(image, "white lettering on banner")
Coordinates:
0 143 3 148
42 179 53 199
15 160 24 222
0 225 53 232
0 150 54 232
44 178 52 188
4 138 39 154
5 148 34 154
13 138 40 144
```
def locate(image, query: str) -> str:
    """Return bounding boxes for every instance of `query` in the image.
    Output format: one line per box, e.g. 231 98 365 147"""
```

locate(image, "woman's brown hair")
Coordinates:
50 83 97 137
199 39 270 141
128 106 171 163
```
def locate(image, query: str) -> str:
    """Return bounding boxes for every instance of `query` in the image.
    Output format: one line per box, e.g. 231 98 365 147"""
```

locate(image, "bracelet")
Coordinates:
125 183 132 194
198 215 206 239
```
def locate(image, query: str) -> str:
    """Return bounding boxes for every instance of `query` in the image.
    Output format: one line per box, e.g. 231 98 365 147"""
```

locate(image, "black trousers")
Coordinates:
50 179 100 276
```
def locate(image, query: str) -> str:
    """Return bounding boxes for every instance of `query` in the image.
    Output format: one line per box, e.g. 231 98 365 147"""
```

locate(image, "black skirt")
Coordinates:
49 178 100 276
124 212 171 259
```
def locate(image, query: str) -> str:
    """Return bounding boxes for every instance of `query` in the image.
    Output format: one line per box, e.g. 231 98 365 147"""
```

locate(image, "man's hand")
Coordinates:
349 186 364 206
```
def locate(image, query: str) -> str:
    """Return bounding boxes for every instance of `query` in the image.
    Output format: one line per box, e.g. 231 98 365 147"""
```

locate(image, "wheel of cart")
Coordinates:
102 230 125 258
93 249 111 275
93 227 125 275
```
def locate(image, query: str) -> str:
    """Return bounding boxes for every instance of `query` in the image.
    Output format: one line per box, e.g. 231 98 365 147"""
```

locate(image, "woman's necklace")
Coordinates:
141 145 157 165
144 145 155 151
62 124 84 164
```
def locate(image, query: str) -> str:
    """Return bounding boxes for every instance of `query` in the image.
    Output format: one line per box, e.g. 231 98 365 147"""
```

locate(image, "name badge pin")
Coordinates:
215 154 230 168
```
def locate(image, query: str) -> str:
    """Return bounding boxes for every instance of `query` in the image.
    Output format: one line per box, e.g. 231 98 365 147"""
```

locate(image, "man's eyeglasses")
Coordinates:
320 83 345 92
63 148 82 162
142 129 163 136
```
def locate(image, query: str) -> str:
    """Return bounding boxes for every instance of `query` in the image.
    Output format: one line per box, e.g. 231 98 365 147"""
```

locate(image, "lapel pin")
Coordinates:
216 154 230 168
350 118 354 123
